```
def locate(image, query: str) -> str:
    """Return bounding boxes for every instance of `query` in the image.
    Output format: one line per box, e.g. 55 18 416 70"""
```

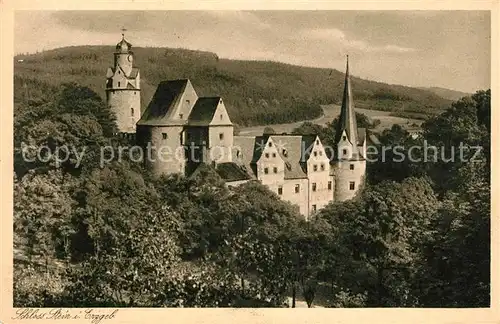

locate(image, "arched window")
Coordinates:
131 108 134 116
118 81 121 87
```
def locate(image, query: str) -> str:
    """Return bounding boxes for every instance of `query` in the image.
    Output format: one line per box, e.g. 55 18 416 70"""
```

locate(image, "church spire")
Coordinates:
335 55 358 147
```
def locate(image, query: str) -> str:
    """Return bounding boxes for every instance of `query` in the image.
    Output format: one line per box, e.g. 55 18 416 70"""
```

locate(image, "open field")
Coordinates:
239 104 424 136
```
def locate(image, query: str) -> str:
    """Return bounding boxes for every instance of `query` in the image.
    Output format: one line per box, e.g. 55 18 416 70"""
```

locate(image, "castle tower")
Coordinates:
105 31 141 134
333 55 366 201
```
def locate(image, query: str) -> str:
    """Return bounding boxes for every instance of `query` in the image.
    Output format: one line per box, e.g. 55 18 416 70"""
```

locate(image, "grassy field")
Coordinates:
239 104 423 136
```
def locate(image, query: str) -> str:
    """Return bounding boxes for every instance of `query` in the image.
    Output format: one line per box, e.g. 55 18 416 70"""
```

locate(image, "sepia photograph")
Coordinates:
9 9 492 311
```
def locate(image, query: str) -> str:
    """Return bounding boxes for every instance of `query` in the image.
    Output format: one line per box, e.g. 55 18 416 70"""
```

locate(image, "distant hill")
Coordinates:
14 46 453 127
418 86 471 101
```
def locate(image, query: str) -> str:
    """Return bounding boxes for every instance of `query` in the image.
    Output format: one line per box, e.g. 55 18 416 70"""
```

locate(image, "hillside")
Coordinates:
418 86 471 101
14 46 452 126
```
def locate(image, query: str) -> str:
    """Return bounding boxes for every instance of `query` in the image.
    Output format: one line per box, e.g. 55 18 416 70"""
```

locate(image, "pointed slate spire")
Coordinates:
335 55 358 146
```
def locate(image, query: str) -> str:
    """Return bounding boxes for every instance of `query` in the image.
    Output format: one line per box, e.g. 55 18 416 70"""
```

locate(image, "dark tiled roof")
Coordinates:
137 79 189 126
216 162 252 182
129 67 139 78
357 128 366 145
188 97 221 126
271 135 308 179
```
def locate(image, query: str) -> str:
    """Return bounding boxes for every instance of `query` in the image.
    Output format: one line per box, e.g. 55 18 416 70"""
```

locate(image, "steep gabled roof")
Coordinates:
216 162 252 182
270 135 308 179
300 135 317 162
129 67 139 79
106 66 140 80
188 97 221 126
137 79 190 126
232 135 268 179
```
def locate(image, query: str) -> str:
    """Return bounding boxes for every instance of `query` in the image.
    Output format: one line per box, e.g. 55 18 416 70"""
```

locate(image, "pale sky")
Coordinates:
14 10 490 93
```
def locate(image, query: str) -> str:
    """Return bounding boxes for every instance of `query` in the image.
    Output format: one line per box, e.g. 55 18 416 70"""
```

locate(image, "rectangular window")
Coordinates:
265 153 270 158
162 133 167 140
272 153 276 158
328 181 332 190
312 204 317 212
320 164 325 171
219 133 224 140
179 113 183 119
273 167 278 173
220 114 223 120
313 165 318 172
278 186 283 195
264 167 269 174
343 136 347 141
349 181 355 190
295 184 300 193
312 183 317 192
314 151 317 157
343 149 347 155
350 164 354 170
118 81 121 87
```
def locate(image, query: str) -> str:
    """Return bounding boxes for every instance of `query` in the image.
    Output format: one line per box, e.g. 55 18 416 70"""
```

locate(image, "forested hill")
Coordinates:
15 45 452 126
418 86 471 101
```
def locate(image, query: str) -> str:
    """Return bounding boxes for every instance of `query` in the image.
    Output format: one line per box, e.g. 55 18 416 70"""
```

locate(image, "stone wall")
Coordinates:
107 89 141 133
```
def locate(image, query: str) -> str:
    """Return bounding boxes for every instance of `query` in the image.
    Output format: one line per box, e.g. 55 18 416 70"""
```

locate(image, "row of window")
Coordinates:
312 164 326 172
264 167 278 174
160 132 225 141
278 181 355 195
312 150 323 157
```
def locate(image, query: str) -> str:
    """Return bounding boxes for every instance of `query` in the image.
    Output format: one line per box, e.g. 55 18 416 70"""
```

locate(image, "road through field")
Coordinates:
239 104 423 136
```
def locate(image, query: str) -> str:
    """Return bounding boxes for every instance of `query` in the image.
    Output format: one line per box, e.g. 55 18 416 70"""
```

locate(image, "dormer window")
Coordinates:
220 114 223 120
343 135 347 141
343 149 347 155
269 142 273 147
316 139 319 145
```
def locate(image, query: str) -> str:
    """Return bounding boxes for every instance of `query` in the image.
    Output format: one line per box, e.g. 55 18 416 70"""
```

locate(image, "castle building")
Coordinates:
110 35 366 218
106 34 141 134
